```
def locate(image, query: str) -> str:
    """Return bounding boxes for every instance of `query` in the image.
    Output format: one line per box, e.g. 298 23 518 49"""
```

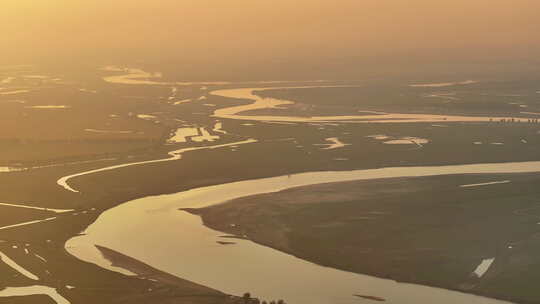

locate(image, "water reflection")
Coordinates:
65 160 540 304
211 87 536 124
0 286 70 304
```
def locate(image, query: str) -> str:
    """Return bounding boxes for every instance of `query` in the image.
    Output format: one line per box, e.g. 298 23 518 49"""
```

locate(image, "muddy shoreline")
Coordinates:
192 174 540 304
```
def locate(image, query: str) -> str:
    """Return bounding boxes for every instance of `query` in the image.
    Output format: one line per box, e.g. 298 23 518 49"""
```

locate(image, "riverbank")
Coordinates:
4 67 540 303
193 173 540 304
67 160 540 304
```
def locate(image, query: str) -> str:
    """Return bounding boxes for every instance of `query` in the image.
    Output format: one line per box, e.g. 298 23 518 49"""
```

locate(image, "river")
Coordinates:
210 87 531 123
64 160 540 304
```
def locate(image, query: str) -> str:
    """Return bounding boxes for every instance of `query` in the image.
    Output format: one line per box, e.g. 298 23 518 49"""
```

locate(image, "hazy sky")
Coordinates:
2 0 539 73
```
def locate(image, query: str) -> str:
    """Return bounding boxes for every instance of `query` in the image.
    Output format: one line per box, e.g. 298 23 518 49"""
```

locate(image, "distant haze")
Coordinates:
2 0 539 78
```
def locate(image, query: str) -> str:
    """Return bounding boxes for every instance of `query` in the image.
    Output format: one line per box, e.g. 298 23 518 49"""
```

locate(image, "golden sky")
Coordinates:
2 0 539 65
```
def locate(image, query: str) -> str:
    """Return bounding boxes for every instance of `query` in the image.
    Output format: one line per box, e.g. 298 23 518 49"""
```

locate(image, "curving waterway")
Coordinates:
64 160 540 304
0 286 70 304
61 72 538 302
0 251 71 304
210 87 534 123
57 139 257 193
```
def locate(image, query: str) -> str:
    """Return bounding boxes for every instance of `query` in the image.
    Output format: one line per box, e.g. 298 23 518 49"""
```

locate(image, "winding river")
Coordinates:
59 74 540 303
57 139 257 193
65 160 540 304
210 87 532 123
